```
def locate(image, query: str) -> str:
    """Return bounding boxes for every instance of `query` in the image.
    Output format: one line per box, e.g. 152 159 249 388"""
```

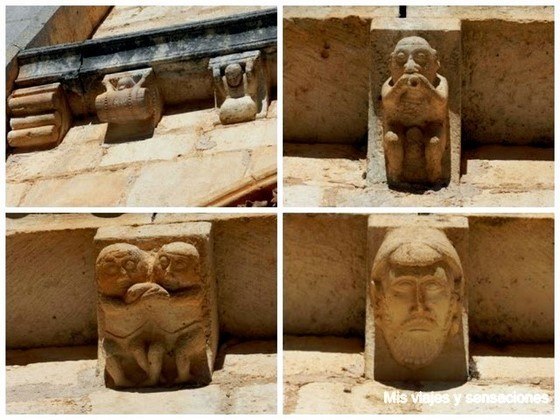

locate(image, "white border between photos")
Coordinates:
0 0 558 419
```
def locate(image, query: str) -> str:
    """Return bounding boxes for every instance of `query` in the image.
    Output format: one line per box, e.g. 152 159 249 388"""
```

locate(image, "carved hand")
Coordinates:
124 283 170 304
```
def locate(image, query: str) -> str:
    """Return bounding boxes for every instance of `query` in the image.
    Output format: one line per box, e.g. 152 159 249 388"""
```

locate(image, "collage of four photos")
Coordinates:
2 2 556 415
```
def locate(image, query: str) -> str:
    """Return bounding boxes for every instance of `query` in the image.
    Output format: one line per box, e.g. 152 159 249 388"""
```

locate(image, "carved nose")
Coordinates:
404 57 418 74
410 284 428 313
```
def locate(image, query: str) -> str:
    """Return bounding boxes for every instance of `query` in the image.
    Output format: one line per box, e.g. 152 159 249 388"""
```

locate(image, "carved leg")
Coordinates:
105 356 134 388
129 341 149 376
384 130 403 180
144 341 166 386
425 136 444 183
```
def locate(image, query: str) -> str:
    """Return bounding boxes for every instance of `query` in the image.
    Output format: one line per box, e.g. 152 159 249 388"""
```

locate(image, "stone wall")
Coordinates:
283 6 553 147
6 214 277 348
283 213 553 342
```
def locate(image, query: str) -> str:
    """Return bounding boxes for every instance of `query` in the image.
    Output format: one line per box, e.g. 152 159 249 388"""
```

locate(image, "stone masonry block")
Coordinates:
94 222 218 388
367 18 461 190
366 214 468 381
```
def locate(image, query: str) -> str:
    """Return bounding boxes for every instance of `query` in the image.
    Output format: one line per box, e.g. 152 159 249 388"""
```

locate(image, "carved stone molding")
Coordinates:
365 215 468 381
7 83 71 149
95 68 163 142
367 19 461 190
94 222 218 388
209 50 269 124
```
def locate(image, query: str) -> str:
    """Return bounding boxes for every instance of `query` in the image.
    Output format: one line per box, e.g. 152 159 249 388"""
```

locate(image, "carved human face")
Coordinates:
96 244 150 297
116 76 135 90
378 263 456 368
225 64 243 88
153 242 201 291
389 36 439 85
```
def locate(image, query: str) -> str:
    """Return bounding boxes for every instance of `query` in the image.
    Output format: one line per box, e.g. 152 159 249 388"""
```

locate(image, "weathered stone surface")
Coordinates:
209 50 269 124
93 6 272 39
284 337 553 415
7 340 276 414
6 214 276 347
229 384 277 414
94 222 218 388
6 229 98 348
283 16 371 143
214 217 277 337
126 151 248 206
95 68 163 142
368 19 461 189
20 168 135 207
284 214 367 335
7 83 71 149
366 216 469 381
467 215 553 342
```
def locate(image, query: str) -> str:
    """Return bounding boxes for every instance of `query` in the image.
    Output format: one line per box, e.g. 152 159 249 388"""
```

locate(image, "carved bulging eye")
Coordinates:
415 52 428 65
423 281 444 293
174 260 187 271
104 263 120 275
159 255 170 269
396 52 407 64
124 259 136 271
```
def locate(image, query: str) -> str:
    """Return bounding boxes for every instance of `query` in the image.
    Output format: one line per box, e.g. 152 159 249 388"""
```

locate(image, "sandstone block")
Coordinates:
94 222 218 388
366 214 469 381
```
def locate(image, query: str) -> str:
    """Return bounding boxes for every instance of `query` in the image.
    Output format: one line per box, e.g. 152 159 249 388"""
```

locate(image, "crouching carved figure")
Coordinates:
382 37 448 185
370 227 466 379
96 242 210 388
209 50 269 125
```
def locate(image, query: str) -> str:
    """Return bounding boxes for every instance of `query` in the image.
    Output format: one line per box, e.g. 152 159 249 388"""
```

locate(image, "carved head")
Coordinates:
225 64 243 88
96 243 151 297
389 36 440 85
153 242 201 291
116 76 136 90
371 227 462 369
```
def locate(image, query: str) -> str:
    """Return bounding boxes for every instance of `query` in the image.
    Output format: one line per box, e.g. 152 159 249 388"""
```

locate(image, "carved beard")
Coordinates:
378 297 456 369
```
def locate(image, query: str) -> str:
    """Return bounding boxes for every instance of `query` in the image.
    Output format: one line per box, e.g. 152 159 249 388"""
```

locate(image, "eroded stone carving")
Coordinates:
7 83 72 149
95 68 163 142
209 50 269 124
382 37 448 185
96 242 211 388
370 227 466 380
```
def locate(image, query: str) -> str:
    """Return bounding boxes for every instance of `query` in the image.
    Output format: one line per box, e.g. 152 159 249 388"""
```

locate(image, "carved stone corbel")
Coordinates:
94 222 218 388
7 83 71 150
95 68 163 142
209 50 269 125
366 215 469 381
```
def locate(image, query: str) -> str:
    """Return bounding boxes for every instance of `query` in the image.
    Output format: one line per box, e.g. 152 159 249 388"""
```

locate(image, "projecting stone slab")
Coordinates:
94 222 218 388
367 18 461 190
366 214 468 381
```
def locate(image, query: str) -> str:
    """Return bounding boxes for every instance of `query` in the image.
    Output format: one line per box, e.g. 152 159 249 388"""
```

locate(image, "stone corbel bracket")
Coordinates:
209 50 269 124
93 222 218 389
7 82 71 150
367 18 461 190
8 8 277 150
95 68 163 143
365 215 469 382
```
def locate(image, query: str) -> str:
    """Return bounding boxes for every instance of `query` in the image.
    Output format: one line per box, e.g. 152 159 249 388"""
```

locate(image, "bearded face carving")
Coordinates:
371 227 462 370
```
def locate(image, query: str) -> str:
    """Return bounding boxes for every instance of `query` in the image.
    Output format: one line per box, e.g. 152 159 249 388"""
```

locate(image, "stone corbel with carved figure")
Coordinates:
382 37 449 187
209 50 269 125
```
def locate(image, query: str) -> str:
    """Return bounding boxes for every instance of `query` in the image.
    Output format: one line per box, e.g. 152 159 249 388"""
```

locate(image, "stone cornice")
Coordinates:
15 8 277 93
